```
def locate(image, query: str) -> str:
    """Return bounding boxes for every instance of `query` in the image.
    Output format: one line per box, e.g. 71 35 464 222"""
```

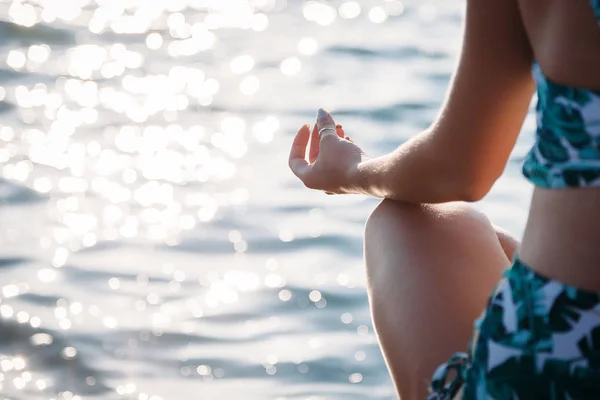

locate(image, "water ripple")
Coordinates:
0 0 530 399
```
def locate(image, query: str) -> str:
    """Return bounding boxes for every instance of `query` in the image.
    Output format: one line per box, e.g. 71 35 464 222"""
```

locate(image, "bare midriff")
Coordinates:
518 186 600 292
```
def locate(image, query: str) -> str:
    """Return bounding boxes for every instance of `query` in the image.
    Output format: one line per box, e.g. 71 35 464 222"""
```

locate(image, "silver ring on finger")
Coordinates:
318 127 336 136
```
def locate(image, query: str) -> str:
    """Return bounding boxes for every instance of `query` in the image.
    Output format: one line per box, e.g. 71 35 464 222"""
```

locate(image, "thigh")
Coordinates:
364 200 515 399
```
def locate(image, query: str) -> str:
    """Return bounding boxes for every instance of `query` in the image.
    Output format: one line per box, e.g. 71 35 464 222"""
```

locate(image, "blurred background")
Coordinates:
0 0 534 399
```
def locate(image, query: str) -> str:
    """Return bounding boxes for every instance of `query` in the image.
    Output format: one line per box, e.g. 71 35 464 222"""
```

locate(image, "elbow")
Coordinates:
459 183 491 202
456 173 498 203
452 159 505 202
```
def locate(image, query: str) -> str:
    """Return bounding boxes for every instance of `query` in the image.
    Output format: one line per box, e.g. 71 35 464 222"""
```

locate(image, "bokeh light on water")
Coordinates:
0 0 533 399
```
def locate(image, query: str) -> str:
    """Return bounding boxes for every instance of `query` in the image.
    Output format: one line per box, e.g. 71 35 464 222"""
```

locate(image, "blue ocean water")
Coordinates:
0 1 534 399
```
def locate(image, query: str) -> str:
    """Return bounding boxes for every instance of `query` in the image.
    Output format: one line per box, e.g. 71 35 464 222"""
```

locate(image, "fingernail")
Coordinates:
336 124 342 129
317 108 329 120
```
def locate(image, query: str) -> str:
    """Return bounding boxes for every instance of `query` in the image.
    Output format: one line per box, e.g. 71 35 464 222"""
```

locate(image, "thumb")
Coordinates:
317 108 337 138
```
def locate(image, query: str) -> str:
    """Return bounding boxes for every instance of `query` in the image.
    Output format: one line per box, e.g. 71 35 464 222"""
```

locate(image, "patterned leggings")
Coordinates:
429 257 600 399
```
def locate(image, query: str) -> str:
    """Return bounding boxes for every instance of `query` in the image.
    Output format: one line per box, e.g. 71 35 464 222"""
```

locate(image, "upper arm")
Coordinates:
429 0 535 200
517 0 600 89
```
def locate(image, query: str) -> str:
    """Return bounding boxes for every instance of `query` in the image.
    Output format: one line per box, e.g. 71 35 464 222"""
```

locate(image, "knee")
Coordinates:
438 201 495 231
364 199 495 246
363 199 425 266
364 199 419 239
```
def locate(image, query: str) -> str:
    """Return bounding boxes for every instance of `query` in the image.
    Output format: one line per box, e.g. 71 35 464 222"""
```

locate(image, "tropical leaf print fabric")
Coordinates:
522 65 600 188
429 259 600 400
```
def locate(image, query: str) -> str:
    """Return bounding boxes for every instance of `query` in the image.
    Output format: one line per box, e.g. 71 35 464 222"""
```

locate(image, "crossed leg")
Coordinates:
364 200 519 399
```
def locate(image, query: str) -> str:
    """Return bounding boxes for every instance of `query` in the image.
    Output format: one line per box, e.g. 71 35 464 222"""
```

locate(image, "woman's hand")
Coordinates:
288 108 368 195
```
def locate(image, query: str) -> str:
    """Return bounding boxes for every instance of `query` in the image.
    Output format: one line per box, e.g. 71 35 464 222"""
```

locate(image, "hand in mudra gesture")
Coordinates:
288 108 368 195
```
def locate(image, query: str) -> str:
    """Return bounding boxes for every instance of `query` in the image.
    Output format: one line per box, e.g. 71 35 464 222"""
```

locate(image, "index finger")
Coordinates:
288 124 311 179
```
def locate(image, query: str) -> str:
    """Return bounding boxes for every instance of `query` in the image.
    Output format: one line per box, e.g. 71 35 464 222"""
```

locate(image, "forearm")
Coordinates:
353 130 476 204
348 0 535 204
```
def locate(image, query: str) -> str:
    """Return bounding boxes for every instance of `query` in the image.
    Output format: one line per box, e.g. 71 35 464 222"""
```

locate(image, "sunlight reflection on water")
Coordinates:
0 0 533 399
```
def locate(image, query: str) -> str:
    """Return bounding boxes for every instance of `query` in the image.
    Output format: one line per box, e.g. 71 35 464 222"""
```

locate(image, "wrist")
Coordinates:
346 157 373 195
342 163 361 194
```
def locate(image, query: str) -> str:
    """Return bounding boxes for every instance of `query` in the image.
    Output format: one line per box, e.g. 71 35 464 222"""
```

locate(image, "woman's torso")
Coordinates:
518 0 600 291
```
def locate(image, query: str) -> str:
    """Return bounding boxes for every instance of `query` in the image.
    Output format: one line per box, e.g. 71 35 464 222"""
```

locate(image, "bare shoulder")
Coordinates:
517 0 600 88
